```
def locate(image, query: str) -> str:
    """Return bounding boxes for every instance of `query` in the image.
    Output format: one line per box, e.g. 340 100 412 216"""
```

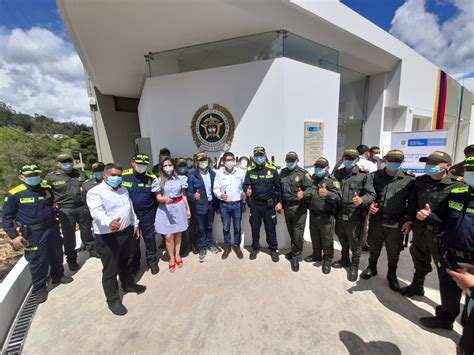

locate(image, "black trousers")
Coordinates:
367 217 404 269
131 208 157 272
249 202 278 251
95 226 134 304
335 213 363 267
58 206 95 262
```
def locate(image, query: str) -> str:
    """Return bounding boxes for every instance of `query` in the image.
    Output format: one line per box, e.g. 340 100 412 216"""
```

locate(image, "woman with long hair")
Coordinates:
151 158 191 272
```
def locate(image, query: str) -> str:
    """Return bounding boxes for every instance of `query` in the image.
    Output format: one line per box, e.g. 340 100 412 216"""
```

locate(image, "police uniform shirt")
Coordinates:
121 169 157 211
243 162 282 203
86 181 139 234
44 169 87 208
2 183 55 238
334 165 376 208
309 173 341 212
280 166 314 202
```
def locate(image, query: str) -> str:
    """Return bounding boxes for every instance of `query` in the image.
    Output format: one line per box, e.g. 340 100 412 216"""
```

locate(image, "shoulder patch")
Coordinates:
451 186 469 194
333 181 341 189
40 183 51 189
264 163 276 170
248 166 256 171
403 171 415 177
455 176 464 182
8 184 27 195
305 173 312 181
145 172 157 179
122 168 133 175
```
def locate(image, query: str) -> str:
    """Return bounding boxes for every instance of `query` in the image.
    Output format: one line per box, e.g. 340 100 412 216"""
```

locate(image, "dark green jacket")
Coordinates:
308 173 341 213
333 166 376 212
44 168 87 209
280 166 314 203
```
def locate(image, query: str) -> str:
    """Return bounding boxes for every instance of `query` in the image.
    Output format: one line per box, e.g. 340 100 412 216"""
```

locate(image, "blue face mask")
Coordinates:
93 172 103 180
314 167 326 177
106 176 122 188
24 176 42 186
177 166 188 175
386 162 402 172
254 156 265 165
343 159 356 169
464 172 474 187
286 162 297 170
424 164 442 176
61 162 73 172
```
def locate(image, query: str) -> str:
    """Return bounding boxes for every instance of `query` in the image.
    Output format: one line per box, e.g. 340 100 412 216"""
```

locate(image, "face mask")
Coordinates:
343 159 356 169
314 167 326 177
93 172 103 181
463 172 474 187
224 160 236 170
254 156 265 165
372 154 381 160
106 176 122 188
61 162 73 172
199 161 208 170
134 164 147 174
177 166 187 175
24 176 41 186
163 166 174 175
286 162 297 170
386 162 402 172
424 164 442 176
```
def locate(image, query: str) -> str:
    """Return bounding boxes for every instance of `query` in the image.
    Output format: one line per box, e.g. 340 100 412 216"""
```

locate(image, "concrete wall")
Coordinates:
138 57 340 248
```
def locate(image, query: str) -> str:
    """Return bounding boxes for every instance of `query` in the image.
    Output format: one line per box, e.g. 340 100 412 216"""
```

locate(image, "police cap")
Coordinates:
464 144 474 156
384 150 404 162
56 153 73 162
132 153 150 164
419 151 452 164
253 146 266 155
19 163 42 175
195 152 208 161
343 148 359 159
314 157 329 168
91 162 105 172
285 151 298 160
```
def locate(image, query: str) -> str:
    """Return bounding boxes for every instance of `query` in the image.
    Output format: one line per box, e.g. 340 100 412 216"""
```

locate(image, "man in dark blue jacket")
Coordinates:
187 152 219 263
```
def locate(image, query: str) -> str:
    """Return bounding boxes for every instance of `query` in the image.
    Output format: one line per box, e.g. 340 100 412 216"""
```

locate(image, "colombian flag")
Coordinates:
432 69 447 130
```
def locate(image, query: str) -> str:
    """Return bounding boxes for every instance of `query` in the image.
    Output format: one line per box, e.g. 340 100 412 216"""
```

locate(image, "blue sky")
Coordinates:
0 0 473 124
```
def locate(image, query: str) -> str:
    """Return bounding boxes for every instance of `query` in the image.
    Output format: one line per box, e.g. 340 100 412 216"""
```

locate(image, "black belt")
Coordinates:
310 210 332 216
221 201 241 205
452 249 474 260
426 224 444 234
252 199 270 206
285 201 301 207
17 218 55 233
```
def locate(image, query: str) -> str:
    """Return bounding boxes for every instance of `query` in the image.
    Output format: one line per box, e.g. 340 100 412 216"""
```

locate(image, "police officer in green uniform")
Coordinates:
415 156 474 330
2 164 73 304
82 162 105 196
45 153 96 270
400 151 465 297
306 157 341 274
450 144 474 177
243 147 282 262
359 150 416 291
333 147 376 282
280 152 314 272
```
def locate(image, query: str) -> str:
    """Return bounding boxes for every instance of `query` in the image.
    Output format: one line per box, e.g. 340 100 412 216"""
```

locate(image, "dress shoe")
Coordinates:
304 254 322 263
322 260 332 274
51 275 73 285
270 250 279 263
149 262 160 275
108 301 128 316
232 246 244 259
35 288 48 304
122 283 146 294
291 258 300 272
89 249 100 258
347 266 358 282
420 317 453 330
332 259 350 268
249 250 259 260
222 246 231 260
360 267 377 280
387 268 400 291
68 261 81 271
400 283 425 297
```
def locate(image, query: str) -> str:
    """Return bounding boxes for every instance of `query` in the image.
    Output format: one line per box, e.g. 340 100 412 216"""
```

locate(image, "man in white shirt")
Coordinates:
86 163 145 316
214 152 246 260
356 144 377 173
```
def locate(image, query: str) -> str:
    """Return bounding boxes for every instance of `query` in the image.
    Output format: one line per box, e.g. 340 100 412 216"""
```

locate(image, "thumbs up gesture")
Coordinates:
109 217 121 232
296 186 304 200
221 190 228 201
246 186 252 197
194 190 201 201
416 203 432 221
318 183 328 198
352 191 363 206
369 202 379 215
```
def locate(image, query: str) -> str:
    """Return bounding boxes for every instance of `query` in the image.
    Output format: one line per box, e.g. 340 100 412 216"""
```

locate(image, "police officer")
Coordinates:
451 144 474 177
122 153 159 276
307 157 341 274
400 151 465 297
2 164 73 304
82 162 105 195
45 153 96 270
415 156 474 330
243 147 282 262
280 152 313 272
360 150 416 291
333 147 376 282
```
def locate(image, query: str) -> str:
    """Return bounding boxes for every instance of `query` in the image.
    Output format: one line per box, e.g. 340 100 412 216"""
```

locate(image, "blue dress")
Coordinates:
151 176 189 235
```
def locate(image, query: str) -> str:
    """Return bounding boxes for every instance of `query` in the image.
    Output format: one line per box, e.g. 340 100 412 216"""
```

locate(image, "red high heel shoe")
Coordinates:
176 259 183 268
169 261 176 272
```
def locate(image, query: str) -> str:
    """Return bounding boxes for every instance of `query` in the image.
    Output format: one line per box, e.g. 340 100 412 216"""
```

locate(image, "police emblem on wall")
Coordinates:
191 104 235 152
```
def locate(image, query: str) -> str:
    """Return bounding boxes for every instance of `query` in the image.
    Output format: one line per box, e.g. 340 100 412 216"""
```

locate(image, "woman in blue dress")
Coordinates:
152 158 191 272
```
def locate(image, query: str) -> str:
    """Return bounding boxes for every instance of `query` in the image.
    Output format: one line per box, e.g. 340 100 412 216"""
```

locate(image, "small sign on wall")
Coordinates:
304 121 324 168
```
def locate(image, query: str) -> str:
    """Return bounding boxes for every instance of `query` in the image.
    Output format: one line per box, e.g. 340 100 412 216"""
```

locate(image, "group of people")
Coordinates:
2 143 473 353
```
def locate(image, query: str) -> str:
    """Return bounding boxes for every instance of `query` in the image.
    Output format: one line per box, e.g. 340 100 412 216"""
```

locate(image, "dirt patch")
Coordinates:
0 233 24 282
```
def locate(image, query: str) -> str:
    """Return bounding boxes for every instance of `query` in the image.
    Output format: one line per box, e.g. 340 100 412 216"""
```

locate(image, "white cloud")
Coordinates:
0 26 91 125
390 0 474 92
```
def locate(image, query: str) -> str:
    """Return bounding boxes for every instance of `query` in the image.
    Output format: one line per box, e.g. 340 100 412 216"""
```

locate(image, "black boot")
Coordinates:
322 260 332 274
420 316 453 330
400 274 425 297
291 258 300 272
386 266 400 291
347 266 358 282
360 259 378 280
35 288 48 304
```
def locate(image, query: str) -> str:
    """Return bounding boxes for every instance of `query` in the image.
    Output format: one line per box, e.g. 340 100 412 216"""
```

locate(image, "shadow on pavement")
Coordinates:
339 330 401 355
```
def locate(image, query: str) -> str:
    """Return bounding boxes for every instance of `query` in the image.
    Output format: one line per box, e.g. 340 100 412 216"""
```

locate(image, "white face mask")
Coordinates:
464 171 474 187
372 154 381 160
134 164 147 174
199 161 209 170
224 160 236 170
163 166 174 175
